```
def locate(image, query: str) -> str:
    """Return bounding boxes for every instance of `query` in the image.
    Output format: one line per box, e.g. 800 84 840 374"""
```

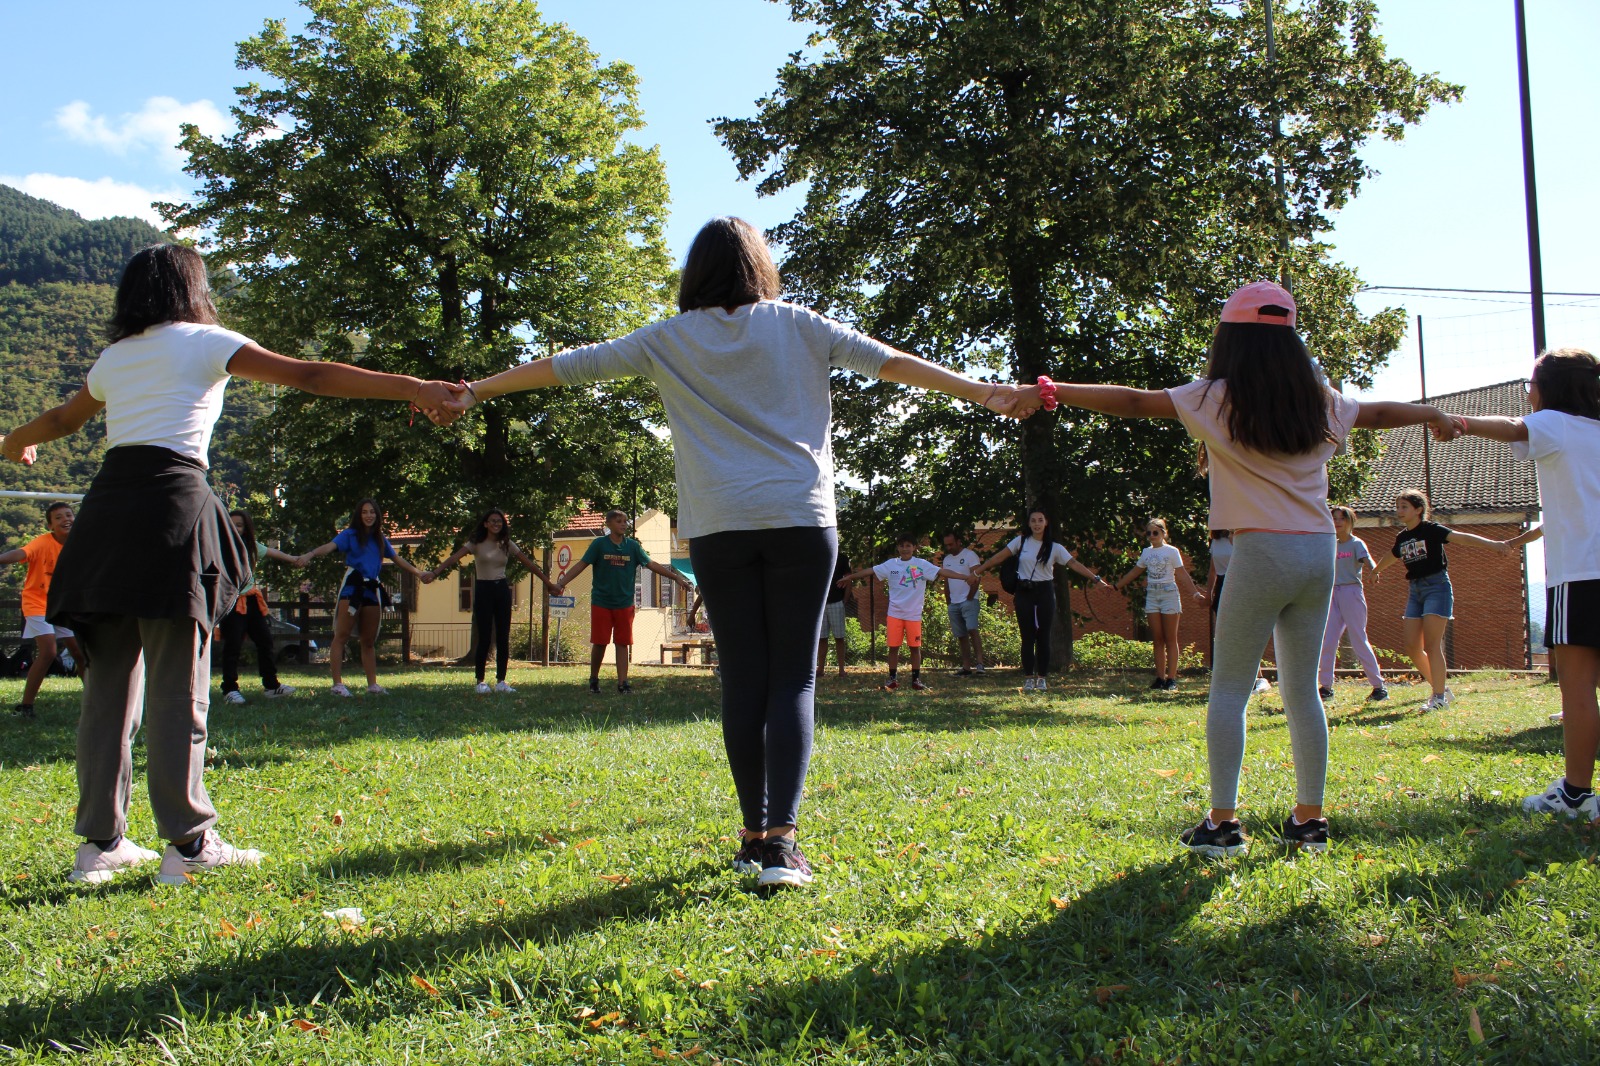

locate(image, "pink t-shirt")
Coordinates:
1166 379 1360 535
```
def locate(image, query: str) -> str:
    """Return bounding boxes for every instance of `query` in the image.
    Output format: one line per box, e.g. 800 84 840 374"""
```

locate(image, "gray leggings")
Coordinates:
1208 532 1335 809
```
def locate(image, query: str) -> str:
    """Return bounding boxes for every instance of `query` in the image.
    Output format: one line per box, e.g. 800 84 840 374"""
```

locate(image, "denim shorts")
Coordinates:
947 598 981 637
1404 571 1454 619
1145 584 1182 615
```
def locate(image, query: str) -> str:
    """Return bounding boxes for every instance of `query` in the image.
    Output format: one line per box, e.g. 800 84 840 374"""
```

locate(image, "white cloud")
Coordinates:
0 173 182 228
53 96 230 169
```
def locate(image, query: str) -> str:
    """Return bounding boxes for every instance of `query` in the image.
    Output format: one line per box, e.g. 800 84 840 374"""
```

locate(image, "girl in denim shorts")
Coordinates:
1372 489 1512 711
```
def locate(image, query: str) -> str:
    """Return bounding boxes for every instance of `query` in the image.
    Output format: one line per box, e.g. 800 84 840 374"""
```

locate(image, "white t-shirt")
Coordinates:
872 556 942 620
1513 409 1600 585
1006 537 1073 582
1210 537 1233 578
86 322 251 466
940 547 981 601
1139 544 1184 589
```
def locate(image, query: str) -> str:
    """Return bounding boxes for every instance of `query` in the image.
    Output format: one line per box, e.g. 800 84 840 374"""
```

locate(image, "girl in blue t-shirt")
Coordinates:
298 498 434 696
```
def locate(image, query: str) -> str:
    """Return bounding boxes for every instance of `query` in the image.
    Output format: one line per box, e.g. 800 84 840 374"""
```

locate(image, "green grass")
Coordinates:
1 665 1596 1063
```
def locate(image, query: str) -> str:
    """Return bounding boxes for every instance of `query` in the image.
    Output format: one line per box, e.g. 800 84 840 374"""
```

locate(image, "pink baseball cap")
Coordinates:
1220 281 1296 326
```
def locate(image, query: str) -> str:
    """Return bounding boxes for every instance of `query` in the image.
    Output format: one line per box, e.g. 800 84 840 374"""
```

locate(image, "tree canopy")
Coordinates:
167 0 677 554
719 0 1457 649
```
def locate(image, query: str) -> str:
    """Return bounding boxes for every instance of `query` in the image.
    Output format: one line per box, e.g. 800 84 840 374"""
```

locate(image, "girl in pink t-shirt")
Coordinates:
1046 281 1456 858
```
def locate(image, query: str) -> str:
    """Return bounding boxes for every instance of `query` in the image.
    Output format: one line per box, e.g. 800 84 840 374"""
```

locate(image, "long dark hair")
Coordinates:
109 244 220 342
346 498 384 546
469 508 511 549
1020 507 1056 546
229 509 258 561
1201 319 1334 457
1532 347 1600 419
677 217 781 313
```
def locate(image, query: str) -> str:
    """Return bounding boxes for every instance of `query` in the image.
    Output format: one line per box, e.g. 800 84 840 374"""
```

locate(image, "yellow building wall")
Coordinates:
407 508 681 665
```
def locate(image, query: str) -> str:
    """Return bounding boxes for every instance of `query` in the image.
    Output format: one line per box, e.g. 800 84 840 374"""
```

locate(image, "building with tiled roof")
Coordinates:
1348 379 1538 671
1353 380 1538 516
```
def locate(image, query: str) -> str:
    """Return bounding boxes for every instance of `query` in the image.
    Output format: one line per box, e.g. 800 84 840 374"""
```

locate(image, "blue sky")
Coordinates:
2 0 1595 404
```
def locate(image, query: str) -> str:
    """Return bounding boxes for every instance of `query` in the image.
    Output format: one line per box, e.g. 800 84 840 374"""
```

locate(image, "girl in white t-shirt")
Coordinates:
1456 347 1600 824
1115 518 1205 691
973 508 1110 691
0 244 460 886
1045 281 1456 857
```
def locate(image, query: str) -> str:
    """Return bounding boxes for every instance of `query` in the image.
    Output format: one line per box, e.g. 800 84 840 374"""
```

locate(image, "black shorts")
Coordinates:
1546 579 1600 649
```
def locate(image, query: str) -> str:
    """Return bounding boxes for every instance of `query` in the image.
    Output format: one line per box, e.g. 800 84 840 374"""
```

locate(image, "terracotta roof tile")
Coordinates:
1352 380 1538 515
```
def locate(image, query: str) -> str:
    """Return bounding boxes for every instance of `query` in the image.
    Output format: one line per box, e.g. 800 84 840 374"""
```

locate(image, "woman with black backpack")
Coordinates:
974 508 1109 691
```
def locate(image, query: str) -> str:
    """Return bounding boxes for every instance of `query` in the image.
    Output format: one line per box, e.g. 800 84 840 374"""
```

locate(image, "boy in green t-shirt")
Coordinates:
554 510 692 693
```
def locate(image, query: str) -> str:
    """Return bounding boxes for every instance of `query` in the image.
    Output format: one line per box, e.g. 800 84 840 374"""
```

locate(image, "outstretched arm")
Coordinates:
2 387 105 459
430 544 472 579
1177 564 1207 602
509 543 557 590
876 354 1041 419
1051 384 1178 420
972 545 1015 574
1354 400 1460 438
837 566 879 586
1068 558 1111 587
554 559 590 593
1454 414 1529 444
1114 565 1146 593
295 540 340 567
1507 525 1544 549
227 343 461 416
1445 528 1513 554
0 548 26 566
646 559 693 592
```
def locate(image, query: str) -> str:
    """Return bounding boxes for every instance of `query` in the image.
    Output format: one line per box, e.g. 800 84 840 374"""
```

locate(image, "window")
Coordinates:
658 573 675 607
458 569 472 612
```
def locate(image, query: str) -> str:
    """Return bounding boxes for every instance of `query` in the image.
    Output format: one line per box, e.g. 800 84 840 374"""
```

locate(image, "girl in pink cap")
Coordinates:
1043 281 1458 857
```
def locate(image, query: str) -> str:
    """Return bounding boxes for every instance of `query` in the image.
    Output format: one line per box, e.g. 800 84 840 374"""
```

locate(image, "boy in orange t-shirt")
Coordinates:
0 502 82 719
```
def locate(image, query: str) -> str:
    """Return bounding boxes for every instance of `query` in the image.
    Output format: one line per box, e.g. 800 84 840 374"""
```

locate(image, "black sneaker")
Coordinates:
12 703 35 720
1179 817 1248 858
1367 686 1389 702
1276 815 1329 854
1318 686 1335 700
757 835 813 887
1148 677 1165 690
588 679 601 695
1165 678 1179 691
731 830 764 875
617 682 633 694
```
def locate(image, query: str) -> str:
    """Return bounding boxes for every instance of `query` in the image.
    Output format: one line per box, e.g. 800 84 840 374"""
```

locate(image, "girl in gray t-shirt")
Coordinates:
1318 506 1386 699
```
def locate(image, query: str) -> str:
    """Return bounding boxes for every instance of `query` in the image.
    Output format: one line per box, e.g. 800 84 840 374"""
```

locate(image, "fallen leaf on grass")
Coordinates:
697 980 717 989
1372 820 1394 830
1467 1006 1484 1044
541 831 562 846
1453 968 1498 989
1374 774 1390 783
1095 985 1131 1004
1049 897 1070 909
331 811 345 827
597 874 632 886
1494 959 1516 971
244 912 266 931
1364 934 1389 947
217 919 239 939
573 1007 596 1020
574 838 596 849
411 974 441 997
290 1019 328 1038
954 786 974 797
1153 769 1179 778
1421 754 1440 764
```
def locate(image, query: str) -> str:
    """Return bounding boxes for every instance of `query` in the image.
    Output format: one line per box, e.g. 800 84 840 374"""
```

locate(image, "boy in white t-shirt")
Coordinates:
838 535 970 691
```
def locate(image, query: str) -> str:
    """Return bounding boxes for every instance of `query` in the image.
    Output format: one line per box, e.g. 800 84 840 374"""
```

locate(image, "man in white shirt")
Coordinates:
940 531 985 676
838 535 971 691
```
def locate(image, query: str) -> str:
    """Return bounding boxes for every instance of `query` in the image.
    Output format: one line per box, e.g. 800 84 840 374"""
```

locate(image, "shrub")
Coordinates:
1071 630 1205 673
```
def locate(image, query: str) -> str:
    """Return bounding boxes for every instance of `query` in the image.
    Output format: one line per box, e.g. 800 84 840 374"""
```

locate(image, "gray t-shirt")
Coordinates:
552 301 896 538
1334 536 1372 586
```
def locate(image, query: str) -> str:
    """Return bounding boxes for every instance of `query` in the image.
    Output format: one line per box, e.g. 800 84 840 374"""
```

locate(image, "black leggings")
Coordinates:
690 525 835 832
220 598 279 693
1015 582 1056 675
473 578 512 682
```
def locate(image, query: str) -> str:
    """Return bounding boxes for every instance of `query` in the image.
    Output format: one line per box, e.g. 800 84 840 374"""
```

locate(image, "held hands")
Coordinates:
420 570 436 584
439 381 484 418
0 435 37 464
1426 409 1465 442
414 381 468 426
982 384 1044 420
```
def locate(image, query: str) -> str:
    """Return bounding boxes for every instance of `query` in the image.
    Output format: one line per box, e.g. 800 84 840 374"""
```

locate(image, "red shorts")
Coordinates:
886 617 922 648
590 605 635 645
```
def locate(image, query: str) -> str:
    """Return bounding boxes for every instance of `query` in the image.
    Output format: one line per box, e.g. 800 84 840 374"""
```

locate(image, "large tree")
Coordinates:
167 0 676 557
720 0 1454 660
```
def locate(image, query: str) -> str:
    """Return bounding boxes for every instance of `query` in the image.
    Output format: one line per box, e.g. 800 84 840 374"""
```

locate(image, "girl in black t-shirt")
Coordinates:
1372 489 1513 710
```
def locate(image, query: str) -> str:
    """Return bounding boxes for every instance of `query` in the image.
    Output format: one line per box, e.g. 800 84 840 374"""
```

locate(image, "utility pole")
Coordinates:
1418 315 1432 503
1514 0 1547 354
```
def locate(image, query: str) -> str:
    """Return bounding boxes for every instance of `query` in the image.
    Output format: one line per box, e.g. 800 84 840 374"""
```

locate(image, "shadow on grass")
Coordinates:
1405 721 1565 759
738 805 1600 1062
0 868 712 1050
0 668 1214 771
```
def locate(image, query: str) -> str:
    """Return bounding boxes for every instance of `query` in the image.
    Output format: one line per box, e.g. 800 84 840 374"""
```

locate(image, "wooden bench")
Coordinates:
660 640 716 665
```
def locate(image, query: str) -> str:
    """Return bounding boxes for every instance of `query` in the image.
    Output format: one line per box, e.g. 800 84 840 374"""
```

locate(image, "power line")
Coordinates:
1361 285 1600 297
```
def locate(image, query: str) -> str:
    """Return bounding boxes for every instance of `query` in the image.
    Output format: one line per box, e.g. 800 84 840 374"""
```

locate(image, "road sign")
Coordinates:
557 545 572 569
548 594 576 619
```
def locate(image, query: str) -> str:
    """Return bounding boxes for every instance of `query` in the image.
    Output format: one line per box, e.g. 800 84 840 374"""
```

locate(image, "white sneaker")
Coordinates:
1523 778 1600 822
1023 677 1036 691
1550 711 1565 723
69 838 160 883
222 690 246 705
475 681 491 695
494 681 515 693
1252 677 1272 695
330 683 353 697
1439 687 1455 708
1036 677 1048 692
1419 695 1438 711
366 684 388 696
263 684 296 698
155 831 263 885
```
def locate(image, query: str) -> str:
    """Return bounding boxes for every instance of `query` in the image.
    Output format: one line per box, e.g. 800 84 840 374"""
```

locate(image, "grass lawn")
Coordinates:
1 664 1596 1063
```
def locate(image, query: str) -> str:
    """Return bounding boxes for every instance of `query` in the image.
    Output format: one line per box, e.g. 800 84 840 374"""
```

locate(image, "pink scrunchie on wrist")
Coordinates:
1037 376 1059 411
